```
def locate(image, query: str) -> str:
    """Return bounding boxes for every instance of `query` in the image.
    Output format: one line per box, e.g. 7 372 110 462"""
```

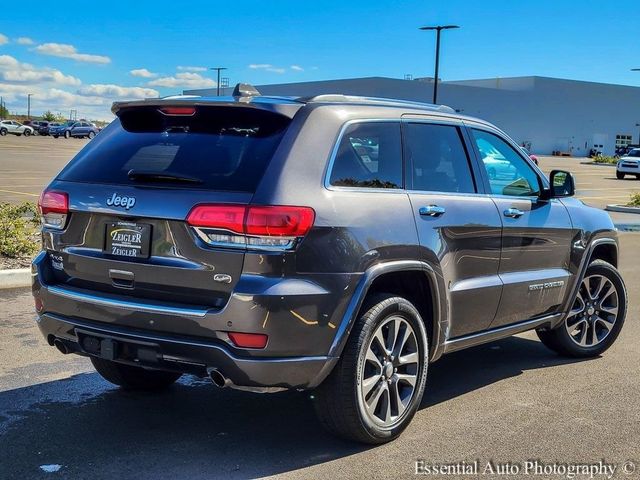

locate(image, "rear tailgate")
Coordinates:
41 102 295 313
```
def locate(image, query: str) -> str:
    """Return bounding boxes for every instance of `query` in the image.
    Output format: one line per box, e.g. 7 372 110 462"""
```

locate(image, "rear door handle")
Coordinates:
503 207 525 218
419 205 446 217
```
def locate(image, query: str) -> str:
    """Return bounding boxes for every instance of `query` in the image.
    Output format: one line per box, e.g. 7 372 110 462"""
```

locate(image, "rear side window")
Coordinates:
403 123 476 193
329 122 402 189
58 106 291 192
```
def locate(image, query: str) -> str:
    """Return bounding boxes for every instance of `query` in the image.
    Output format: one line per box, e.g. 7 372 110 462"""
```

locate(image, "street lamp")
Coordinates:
636 123 640 144
27 93 34 119
419 25 460 104
209 67 227 96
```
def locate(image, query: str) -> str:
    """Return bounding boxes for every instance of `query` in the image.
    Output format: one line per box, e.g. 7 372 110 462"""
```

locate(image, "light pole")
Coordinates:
209 67 227 96
27 93 34 119
636 123 640 144
419 25 459 104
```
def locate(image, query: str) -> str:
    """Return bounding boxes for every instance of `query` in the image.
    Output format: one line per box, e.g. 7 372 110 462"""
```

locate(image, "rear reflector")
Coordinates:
38 190 69 230
158 106 196 116
228 332 268 349
186 204 315 250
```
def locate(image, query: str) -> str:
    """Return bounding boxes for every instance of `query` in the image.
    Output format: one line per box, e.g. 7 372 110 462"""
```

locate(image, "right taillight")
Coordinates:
186 204 315 250
38 190 69 230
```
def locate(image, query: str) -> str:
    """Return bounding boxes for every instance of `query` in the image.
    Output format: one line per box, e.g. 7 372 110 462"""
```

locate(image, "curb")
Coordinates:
0 268 31 289
580 162 616 167
606 204 640 214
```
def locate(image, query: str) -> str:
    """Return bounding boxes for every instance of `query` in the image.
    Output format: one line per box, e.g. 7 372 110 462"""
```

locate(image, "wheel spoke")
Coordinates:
365 348 383 371
570 291 586 316
382 387 392 423
372 328 389 356
600 304 618 316
361 374 381 398
597 282 615 304
396 372 417 388
566 318 586 335
595 316 614 334
576 323 589 346
392 323 408 358
390 381 406 417
365 381 386 416
397 351 419 366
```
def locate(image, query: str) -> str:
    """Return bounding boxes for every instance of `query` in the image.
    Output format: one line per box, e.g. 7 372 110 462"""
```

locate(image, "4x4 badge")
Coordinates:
106 193 136 210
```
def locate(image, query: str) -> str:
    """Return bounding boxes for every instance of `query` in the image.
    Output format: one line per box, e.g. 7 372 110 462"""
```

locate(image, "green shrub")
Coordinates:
593 155 618 164
628 192 640 208
0 202 40 258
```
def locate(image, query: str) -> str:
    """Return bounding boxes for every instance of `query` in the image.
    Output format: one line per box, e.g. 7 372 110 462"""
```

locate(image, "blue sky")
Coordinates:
2 0 639 119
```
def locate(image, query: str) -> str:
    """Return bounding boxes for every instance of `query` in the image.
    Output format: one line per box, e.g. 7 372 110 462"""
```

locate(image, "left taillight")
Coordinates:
38 190 69 230
186 204 315 250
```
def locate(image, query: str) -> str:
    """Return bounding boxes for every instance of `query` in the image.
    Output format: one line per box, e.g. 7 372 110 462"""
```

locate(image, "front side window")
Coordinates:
403 123 476 193
472 129 541 197
329 122 402 189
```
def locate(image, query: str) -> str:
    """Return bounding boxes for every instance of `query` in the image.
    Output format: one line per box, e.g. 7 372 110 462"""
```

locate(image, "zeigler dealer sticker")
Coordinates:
415 459 636 478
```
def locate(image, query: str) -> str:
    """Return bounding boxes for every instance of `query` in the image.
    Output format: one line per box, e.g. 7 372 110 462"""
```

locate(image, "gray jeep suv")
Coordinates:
32 85 627 444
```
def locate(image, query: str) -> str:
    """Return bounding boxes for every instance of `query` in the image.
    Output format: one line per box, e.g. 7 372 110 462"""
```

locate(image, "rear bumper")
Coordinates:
37 311 337 390
617 164 640 174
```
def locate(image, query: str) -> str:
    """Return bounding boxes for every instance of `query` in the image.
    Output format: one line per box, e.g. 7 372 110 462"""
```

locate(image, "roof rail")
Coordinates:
298 94 455 112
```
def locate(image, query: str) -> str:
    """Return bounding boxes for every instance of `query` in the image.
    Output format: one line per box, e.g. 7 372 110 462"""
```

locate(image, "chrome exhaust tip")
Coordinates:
53 338 70 355
207 368 229 388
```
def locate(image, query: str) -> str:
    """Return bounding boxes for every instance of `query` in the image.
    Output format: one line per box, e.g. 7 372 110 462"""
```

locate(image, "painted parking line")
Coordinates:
0 189 39 198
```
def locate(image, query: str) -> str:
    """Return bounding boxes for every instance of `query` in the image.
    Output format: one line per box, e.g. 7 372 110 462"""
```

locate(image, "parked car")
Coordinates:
520 146 539 165
0 120 35 136
616 148 640 179
39 122 60 136
51 120 99 139
33 86 627 444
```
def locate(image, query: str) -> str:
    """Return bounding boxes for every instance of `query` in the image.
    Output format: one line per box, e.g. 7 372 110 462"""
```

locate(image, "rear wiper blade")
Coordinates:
127 170 203 184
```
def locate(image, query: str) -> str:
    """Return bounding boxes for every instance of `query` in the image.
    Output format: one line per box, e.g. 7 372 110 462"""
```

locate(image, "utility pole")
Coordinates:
636 123 640 145
209 67 227 96
27 93 34 119
419 25 460 104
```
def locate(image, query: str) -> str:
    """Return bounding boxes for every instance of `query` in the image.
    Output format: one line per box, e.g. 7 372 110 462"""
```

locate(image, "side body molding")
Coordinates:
327 260 446 362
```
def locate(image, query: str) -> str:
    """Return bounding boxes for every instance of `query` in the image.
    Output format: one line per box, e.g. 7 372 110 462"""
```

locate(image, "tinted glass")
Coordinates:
628 149 640 157
472 129 541 196
58 107 290 192
403 123 476 193
329 122 402 189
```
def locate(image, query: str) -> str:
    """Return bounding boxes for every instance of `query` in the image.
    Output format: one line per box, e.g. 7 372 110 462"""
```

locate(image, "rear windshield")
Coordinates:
58 106 291 192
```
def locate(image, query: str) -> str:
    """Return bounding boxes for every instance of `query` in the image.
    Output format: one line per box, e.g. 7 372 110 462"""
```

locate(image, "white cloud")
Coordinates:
16 37 34 45
35 43 111 64
177 65 207 72
130 68 157 78
148 72 215 88
78 84 158 99
248 63 286 74
290 65 304 72
0 34 8 46
0 54 81 86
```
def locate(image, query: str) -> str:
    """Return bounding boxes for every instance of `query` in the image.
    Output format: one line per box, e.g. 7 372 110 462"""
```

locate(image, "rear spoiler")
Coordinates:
112 97 303 119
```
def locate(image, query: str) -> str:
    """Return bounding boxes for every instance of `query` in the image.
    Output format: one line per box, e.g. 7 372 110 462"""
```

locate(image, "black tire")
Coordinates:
537 260 626 358
616 171 625 179
0 128 6 136
313 294 429 444
88 131 95 139
23 129 31 137
53 135 59 138
64 130 70 139
90 357 181 390
636 175 640 180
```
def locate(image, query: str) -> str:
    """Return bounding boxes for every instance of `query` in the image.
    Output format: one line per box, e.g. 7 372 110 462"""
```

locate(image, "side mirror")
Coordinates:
543 170 575 198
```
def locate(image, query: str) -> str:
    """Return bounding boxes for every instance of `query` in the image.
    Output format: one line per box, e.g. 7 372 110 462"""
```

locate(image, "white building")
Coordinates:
185 76 640 156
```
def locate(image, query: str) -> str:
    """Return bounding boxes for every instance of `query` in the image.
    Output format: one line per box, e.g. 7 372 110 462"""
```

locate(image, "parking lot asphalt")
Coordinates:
1 234 639 479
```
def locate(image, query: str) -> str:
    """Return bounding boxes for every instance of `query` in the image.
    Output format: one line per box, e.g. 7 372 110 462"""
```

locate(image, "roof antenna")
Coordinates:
232 83 261 99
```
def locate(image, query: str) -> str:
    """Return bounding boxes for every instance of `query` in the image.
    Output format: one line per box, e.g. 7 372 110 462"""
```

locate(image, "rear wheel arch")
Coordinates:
329 261 444 361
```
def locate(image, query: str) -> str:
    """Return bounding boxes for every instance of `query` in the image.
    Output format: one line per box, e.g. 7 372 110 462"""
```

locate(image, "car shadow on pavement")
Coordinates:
422 335 586 408
0 336 587 480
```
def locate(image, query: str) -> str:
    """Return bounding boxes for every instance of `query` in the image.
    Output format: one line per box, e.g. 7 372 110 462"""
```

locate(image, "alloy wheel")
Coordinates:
565 274 619 347
358 315 420 427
